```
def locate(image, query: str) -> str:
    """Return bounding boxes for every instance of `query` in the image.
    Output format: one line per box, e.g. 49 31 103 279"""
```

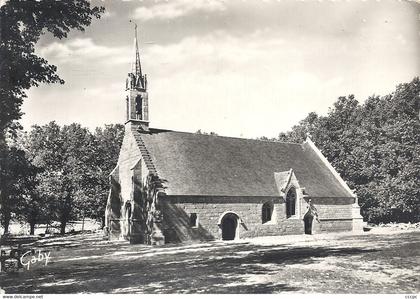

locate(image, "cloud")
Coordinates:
102 10 115 19
29 30 328 137
22 81 126 131
138 27 417 137
27 6 419 139
37 38 131 66
143 30 292 76
132 0 226 21
135 30 337 137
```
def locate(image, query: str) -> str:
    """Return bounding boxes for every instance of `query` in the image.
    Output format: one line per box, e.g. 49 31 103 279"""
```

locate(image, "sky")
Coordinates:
20 0 420 139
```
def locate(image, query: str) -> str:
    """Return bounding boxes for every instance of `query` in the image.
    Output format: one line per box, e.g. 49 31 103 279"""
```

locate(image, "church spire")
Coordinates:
127 21 147 91
125 21 149 129
133 23 143 80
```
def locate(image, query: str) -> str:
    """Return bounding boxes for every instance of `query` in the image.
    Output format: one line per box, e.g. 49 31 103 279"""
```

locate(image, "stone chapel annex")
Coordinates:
104 28 365 245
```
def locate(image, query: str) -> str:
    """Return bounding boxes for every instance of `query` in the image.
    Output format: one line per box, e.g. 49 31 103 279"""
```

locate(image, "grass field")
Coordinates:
0 229 419 294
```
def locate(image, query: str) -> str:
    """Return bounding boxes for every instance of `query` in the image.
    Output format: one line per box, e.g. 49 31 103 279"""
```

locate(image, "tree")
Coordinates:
0 0 104 136
274 78 420 223
23 122 63 232
23 122 91 234
0 146 37 234
14 165 42 235
0 0 104 233
15 123 123 235
281 112 320 143
61 123 96 232
353 78 420 222
85 124 124 227
66 124 124 229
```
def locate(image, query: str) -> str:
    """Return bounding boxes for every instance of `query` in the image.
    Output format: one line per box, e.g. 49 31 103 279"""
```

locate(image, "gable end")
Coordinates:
303 137 355 198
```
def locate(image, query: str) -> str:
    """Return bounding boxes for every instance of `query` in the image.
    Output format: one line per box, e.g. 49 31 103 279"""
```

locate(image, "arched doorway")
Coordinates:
304 212 313 235
220 213 239 240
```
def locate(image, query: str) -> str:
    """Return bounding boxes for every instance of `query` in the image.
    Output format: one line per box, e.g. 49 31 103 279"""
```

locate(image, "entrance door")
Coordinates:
304 213 313 235
222 217 237 240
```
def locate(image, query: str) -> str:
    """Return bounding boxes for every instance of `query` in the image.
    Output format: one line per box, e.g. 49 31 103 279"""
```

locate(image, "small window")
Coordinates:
262 202 273 224
189 213 198 227
286 187 297 218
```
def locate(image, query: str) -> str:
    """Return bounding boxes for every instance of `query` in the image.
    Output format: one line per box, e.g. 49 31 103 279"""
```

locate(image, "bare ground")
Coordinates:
0 229 419 294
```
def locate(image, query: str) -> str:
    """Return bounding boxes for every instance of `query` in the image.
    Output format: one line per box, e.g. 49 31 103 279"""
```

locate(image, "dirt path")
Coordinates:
0 229 419 294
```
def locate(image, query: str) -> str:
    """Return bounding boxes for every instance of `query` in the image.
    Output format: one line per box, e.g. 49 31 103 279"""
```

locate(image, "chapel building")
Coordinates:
104 28 365 245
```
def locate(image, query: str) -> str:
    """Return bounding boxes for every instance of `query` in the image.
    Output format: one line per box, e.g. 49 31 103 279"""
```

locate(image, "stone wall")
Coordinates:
117 124 142 203
107 123 153 243
317 219 353 232
161 195 355 243
107 124 360 245
310 197 354 233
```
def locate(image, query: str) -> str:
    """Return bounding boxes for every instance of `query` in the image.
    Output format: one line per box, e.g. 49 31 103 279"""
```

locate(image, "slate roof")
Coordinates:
274 170 293 193
135 128 354 198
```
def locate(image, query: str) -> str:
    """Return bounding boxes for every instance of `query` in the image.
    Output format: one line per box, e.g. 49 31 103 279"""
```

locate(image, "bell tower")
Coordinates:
125 23 149 131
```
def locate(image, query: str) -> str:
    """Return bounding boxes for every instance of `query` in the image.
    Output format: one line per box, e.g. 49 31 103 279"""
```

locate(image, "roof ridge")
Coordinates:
147 127 302 145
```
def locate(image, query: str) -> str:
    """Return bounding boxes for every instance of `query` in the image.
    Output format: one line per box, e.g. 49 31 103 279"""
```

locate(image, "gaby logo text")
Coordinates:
20 250 51 270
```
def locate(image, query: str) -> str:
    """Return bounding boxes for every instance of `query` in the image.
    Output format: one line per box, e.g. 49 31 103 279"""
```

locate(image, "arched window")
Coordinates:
135 95 142 119
125 202 132 221
262 202 273 223
286 188 296 218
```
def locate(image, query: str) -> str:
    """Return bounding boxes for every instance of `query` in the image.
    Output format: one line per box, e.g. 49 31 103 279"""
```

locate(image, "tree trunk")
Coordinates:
101 215 105 229
60 196 72 235
2 211 11 235
29 212 37 235
60 220 66 235
3 218 10 235
29 221 36 235
81 214 85 232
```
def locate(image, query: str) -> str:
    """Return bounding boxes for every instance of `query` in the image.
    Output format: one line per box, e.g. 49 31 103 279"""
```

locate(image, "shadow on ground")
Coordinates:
0 231 419 294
